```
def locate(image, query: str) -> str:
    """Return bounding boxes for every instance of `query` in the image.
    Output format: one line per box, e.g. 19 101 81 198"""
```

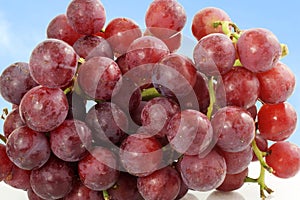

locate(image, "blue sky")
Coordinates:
0 0 299 145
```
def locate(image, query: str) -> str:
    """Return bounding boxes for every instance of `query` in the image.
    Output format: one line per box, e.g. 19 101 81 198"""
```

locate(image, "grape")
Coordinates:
222 67 260 109
258 102 297 141
252 134 268 161
211 106 255 152
64 179 103 200
152 53 197 97
217 168 249 192
50 119 93 162
119 133 163 177
73 35 113 60
105 17 142 56
137 166 181 200
27 189 47 200
237 28 282 73
30 156 74 199
29 39 78 88
130 101 147 126
266 141 300 179
179 150 227 191
0 62 38 105
247 104 257 121
166 109 214 156
4 164 31 191
141 97 180 138
66 0 106 35
107 172 144 200
219 145 253 174
6 126 51 170
175 175 189 200
78 146 119 191
115 53 129 74
0 144 14 181
192 7 231 41
19 86 69 132
46 14 83 46
145 0 186 39
162 32 182 53
77 56 122 101
85 102 128 145
3 108 25 138
125 36 170 69
193 33 235 75
257 61 296 104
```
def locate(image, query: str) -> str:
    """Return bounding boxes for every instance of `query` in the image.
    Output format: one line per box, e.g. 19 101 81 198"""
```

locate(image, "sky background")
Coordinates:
0 0 299 145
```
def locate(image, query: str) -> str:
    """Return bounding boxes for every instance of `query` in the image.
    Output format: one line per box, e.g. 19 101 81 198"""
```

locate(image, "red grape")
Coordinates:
0 62 38 105
192 7 231 40
258 102 297 141
257 61 295 104
19 86 69 132
3 108 25 138
145 0 186 39
211 106 255 152
29 39 78 88
237 28 281 73
77 56 122 101
217 168 248 192
6 126 51 170
266 141 300 179
4 164 31 191
46 14 83 46
64 179 103 200
66 0 106 35
0 144 14 181
78 146 119 191
105 17 142 56
137 166 181 200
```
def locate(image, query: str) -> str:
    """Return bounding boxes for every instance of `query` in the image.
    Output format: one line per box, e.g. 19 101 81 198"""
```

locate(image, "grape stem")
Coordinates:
141 87 161 101
102 190 110 200
206 76 216 120
244 140 274 199
1 108 9 120
0 134 7 143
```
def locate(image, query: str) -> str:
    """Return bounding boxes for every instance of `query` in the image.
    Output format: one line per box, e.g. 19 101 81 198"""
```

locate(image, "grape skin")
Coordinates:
0 144 14 182
217 168 249 192
19 86 69 132
64 180 103 200
3 108 25 138
4 164 31 191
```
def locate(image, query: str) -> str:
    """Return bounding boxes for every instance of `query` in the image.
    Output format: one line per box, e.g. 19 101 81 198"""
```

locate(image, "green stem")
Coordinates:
63 86 73 95
206 76 216 120
252 140 273 173
280 43 289 58
0 134 7 143
141 87 161 101
1 108 8 120
102 190 110 200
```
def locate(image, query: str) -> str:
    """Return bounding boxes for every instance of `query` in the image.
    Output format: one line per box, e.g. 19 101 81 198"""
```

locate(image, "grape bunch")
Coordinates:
0 0 300 200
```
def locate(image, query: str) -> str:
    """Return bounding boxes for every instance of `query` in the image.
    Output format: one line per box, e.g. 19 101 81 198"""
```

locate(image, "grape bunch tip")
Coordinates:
0 0 300 200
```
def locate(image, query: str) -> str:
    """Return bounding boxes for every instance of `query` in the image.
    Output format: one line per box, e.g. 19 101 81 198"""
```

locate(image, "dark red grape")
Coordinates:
66 0 106 35
4 164 31 191
107 172 143 200
217 168 248 192
237 28 281 73
50 119 93 162
64 179 103 200
257 61 295 104
152 53 197 97
130 101 147 126
85 102 128 145
179 150 226 191
166 109 214 156
77 56 122 101
119 133 163 176
219 146 253 174
193 33 235 75
3 108 25 138
29 39 78 88
6 126 51 170
46 14 83 46
247 104 257 121
0 144 14 181
145 0 186 38
78 146 119 191
258 102 297 141
252 134 268 161
211 106 255 152
266 141 300 178
27 188 46 200
0 62 38 105
125 36 170 69
105 17 142 56
19 86 69 132
192 7 231 40
73 35 113 60
137 166 181 200
141 97 180 138
222 67 260 109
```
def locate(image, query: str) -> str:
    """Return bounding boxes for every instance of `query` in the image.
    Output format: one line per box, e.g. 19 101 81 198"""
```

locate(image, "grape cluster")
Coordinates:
0 0 300 200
